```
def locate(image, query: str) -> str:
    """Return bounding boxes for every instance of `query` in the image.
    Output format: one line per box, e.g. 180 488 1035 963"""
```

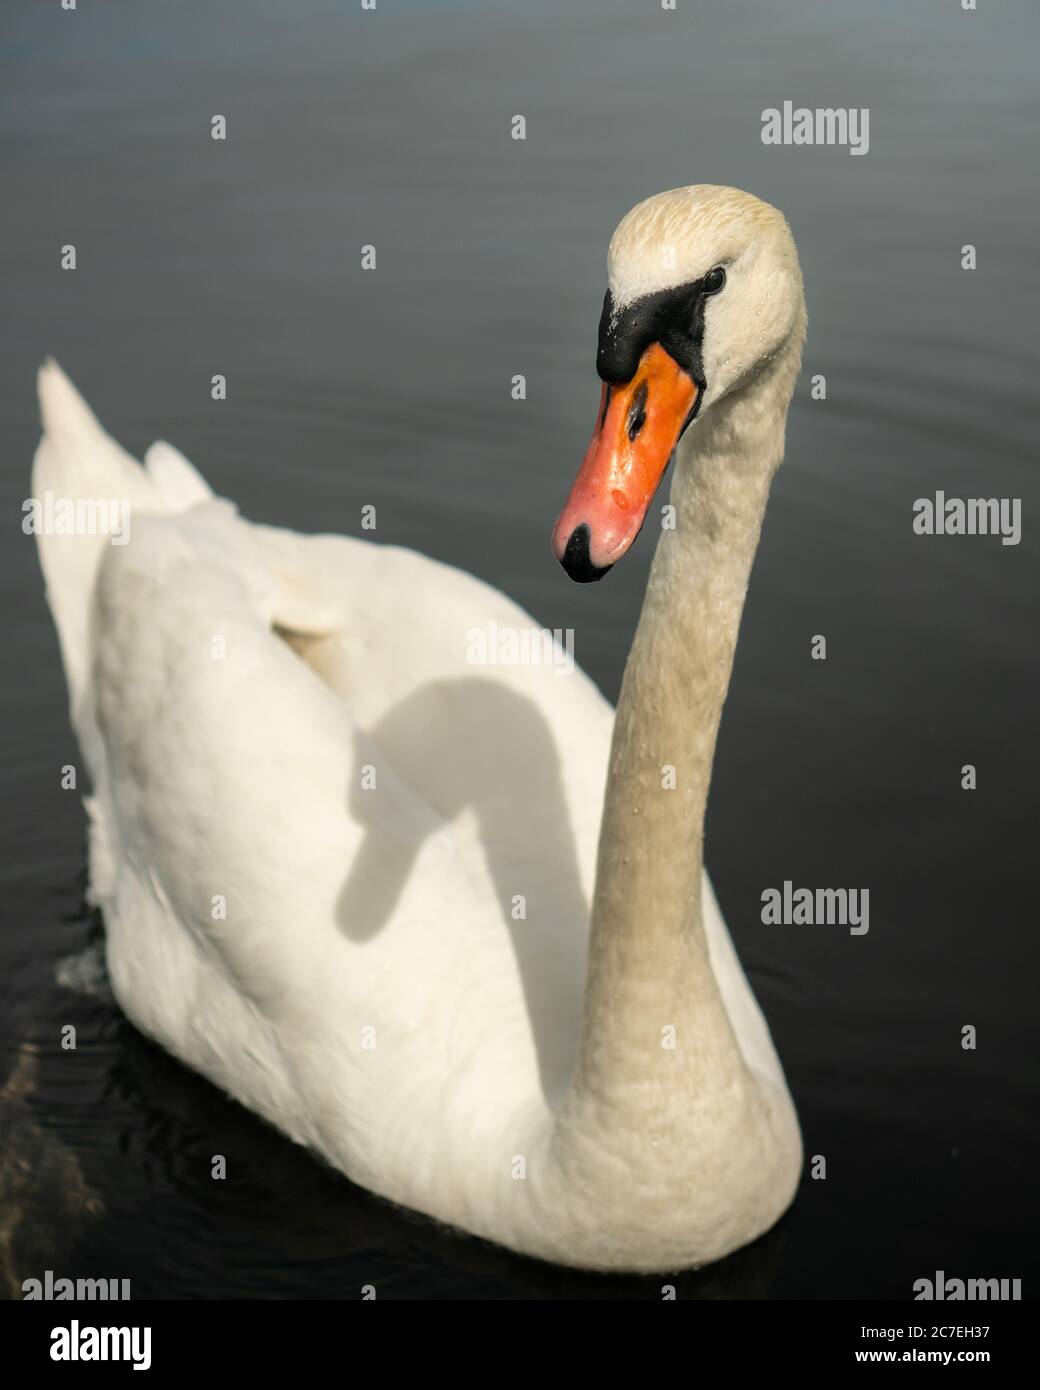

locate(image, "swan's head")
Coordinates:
553 184 805 581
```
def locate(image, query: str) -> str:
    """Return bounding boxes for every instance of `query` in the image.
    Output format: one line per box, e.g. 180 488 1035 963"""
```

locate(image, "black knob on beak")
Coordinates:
559 523 611 584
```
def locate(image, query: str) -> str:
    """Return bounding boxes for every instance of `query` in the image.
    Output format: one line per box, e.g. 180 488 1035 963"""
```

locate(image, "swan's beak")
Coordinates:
552 342 699 582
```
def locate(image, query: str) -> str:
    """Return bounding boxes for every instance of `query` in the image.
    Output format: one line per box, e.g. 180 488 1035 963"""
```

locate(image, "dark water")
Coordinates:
2 0 1037 1299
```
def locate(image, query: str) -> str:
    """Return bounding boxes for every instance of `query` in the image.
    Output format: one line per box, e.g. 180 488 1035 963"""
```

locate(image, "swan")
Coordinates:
32 184 807 1273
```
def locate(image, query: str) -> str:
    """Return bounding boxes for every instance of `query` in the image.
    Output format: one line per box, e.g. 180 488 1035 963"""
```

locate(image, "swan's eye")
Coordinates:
702 266 726 295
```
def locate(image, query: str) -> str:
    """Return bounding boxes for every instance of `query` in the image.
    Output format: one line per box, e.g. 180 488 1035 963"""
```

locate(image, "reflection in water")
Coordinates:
0 1043 103 1299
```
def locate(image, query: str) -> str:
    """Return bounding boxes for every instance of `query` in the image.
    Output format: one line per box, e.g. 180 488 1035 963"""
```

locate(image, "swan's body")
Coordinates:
33 185 807 1272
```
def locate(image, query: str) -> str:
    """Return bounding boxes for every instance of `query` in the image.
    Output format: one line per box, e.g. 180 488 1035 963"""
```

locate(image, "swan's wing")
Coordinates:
84 500 613 1186
251 519 609 742
143 441 214 512
246 525 785 1092
700 875 789 1093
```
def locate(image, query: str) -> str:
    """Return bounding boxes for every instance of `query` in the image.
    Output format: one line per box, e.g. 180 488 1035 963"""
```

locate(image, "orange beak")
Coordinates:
552 342 700 581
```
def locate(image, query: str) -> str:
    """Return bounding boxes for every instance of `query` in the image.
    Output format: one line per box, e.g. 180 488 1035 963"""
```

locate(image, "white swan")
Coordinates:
33 184 806 1273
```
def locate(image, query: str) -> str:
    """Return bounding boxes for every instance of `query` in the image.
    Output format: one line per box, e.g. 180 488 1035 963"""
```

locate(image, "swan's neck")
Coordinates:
567 347 799 1127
